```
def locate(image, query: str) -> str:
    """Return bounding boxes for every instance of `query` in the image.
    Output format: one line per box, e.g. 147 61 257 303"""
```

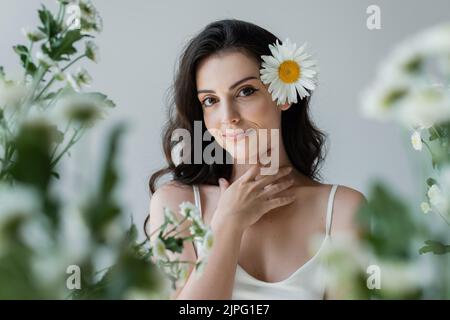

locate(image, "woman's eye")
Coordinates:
202 97 216 107
238 87 257 97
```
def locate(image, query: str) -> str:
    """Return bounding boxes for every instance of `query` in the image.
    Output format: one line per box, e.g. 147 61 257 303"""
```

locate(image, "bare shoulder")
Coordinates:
148 181 195 238
150 181 194 208
331 184 367 236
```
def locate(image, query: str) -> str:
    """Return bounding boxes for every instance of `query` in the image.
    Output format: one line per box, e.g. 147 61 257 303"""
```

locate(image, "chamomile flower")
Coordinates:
260 38 318 105
179 201 200 220
152 237 168 260
85 40 99 63
21 27 46 42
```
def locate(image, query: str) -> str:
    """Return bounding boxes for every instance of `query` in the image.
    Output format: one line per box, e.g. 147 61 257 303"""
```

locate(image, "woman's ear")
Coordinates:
279 102 292 111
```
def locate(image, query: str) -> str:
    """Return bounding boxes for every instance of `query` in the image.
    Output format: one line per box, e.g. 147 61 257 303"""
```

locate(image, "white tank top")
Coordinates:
192 184 338 300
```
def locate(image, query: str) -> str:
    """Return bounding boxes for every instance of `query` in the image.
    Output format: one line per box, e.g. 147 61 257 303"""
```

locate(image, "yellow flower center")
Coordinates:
278 60 301 83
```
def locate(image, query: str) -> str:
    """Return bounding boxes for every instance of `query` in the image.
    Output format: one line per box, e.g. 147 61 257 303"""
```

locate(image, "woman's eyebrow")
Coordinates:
197 76 258 94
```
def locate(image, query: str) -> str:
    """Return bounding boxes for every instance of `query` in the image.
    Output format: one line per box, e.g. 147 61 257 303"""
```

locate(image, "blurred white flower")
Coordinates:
360 22 450 129
79 0 103 32
0 183 40 226
0 79 27 109
66 68 92 92
179 201 199 220
359 80 408 122
420 202 431 214
21 27 46 42
74 67 92 86
53 91 108 125
163 207 178 225
427 184 449 213
201 229 214 253
58 204 91 264
397 86 450 129
18 215 53 252
152 237 168 260
85 41 99 63
417 23 450 55
411 130 423 151
377 259 432 296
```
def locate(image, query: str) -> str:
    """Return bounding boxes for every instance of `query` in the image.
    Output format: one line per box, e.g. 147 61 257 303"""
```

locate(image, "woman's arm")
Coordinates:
148 182 244 300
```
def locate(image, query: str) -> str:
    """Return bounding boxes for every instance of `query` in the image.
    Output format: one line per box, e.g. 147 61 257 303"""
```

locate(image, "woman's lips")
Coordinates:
221 129 256 141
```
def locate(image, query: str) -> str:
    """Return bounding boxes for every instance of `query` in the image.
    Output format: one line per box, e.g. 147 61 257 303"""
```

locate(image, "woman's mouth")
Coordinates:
221 129 256 141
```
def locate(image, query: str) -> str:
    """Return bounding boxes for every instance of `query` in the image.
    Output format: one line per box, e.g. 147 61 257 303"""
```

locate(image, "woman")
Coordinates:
147 19 366 299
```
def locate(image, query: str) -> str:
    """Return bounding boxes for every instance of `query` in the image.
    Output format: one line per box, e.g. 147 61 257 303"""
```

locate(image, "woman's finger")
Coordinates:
260 178 294 199
264 195 297 212
240 163 261 182
253 166 292 189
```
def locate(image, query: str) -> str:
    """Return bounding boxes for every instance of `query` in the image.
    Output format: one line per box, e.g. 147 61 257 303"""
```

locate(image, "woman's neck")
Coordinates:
229 141 310 186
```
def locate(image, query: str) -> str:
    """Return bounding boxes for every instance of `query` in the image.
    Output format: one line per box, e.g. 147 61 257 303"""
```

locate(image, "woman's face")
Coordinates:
196 51 289 162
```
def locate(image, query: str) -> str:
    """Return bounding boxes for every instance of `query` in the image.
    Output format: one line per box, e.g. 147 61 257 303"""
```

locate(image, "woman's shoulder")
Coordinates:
150 181 195 207
148 181 196 238
331 183 367 236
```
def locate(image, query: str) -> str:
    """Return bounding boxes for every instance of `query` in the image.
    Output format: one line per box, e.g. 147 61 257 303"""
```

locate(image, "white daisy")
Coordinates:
260 38 318 105
152 237 168 260
179 201 199 220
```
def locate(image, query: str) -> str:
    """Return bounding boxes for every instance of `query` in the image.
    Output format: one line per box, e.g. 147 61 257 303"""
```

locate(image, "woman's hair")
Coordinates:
146 19 327 234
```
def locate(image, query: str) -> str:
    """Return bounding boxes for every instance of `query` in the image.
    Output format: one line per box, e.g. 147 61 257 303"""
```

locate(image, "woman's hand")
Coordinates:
212 164 296 232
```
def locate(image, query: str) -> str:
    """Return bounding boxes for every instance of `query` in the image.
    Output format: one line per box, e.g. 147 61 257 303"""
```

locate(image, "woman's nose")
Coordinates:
220 99 240 125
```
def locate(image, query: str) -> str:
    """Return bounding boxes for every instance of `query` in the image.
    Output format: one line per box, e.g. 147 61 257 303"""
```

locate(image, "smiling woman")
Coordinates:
146 19 365 300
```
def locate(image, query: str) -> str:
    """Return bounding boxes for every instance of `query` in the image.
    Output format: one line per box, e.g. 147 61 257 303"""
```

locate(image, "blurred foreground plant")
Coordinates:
323 22 450 300
0 0 208 299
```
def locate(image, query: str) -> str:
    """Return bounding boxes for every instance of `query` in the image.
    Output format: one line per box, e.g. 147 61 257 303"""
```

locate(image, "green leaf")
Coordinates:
419 240 450 255
0 66 5 79
127 223 138 244
37 5 60 39
10 122 53 189
44 29 85 61
83 125 126 238
85 92 116 108
428 128 439 141
356 182 417 259
13 45 37 76
163 236 184 254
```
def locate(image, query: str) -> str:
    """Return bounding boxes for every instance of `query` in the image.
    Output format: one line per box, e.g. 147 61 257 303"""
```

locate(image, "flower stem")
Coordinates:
62 54 86 72
35 54 86 101
435 209 450 226
50 126 84 167
162 216 189 238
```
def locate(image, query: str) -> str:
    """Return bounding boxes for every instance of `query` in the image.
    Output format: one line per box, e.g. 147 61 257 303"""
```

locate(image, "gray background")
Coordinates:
1 0 449 239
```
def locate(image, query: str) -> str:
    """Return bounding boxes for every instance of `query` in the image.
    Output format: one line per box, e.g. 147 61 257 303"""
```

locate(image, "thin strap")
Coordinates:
325 184 338 236
191 185 201 259
192 184 202 218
